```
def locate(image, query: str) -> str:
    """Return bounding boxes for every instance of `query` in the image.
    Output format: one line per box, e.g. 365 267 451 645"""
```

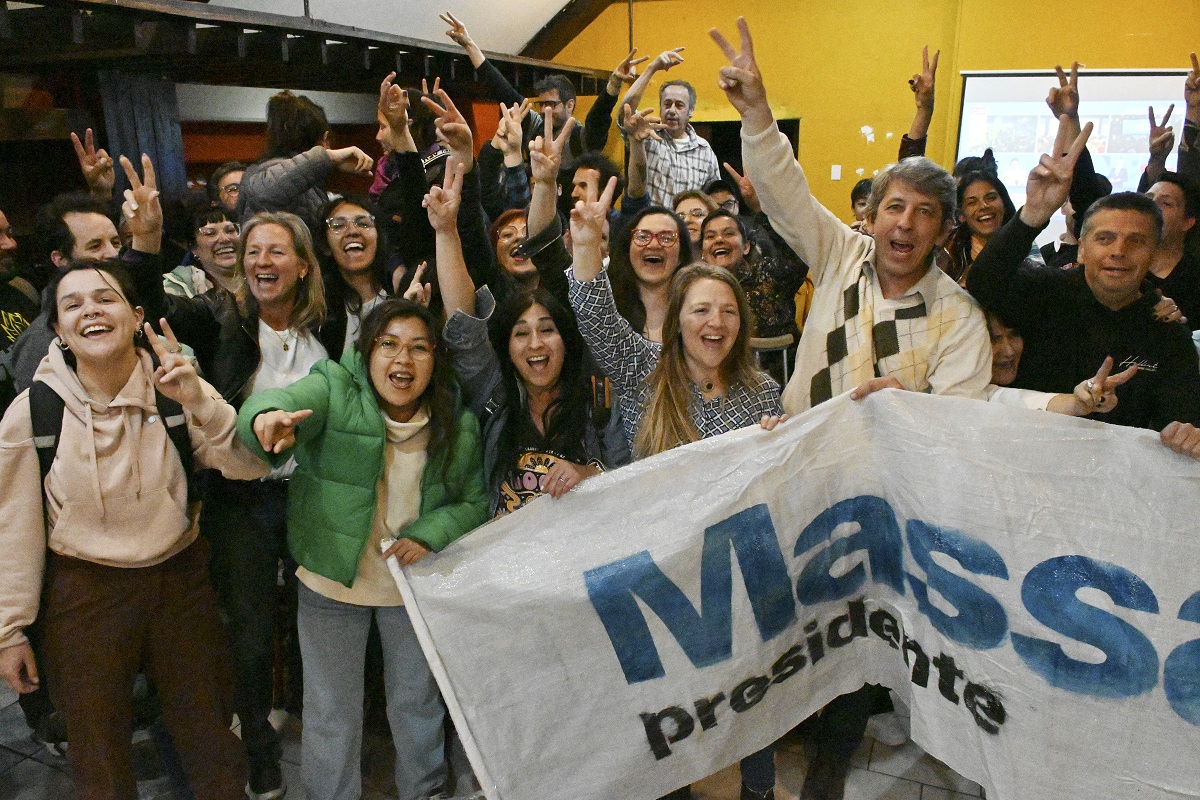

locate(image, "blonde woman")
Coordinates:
138 210 329 800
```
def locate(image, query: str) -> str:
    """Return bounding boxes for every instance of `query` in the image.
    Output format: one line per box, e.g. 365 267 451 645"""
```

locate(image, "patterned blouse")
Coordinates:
568 269 782 451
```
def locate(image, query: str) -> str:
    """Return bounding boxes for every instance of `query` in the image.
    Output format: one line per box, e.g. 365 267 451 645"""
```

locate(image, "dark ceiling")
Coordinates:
0 0 612 98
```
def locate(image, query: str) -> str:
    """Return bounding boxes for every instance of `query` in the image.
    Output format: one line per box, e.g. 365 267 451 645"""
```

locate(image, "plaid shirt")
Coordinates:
568 269 781 450
640 126 721 207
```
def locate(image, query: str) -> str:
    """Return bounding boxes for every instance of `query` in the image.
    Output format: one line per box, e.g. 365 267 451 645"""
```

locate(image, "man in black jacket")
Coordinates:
966 120 1200 459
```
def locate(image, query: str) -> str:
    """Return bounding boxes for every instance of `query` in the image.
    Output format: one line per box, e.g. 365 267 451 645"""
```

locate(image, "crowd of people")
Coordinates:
0 11 1198 800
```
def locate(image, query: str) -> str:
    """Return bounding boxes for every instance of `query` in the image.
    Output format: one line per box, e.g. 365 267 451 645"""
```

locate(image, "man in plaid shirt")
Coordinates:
620 49 721 207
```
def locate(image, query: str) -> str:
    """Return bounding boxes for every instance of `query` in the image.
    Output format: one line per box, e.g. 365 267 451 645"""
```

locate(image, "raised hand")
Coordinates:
423 157 464 232
709 18 772 135
421 80 474 169
493 99 531 160
1148 104 1176 163
71 128 114 199
119 154 162 248
609 48 650 94
910 46 939 111
622 103 663 143
1185 52 1199 124
1071 356 1137 415
1046 62 1081 120
440 11 473 50
723 162 760 213
144 318 204 407
528 114 576 186
1020 118 1093 228
328 146 374 174
377 71 416 154
253 408 314 454
402 261 431 307
570 174 618 251
651 47 685 73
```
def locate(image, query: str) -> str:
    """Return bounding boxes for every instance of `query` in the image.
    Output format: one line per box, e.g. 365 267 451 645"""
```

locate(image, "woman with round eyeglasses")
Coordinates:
672 190 718 247
606 205 693 344
317 193 404 355
238 294 486 800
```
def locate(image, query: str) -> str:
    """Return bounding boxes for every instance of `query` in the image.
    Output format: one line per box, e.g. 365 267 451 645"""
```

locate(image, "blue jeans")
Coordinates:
298 584 447 800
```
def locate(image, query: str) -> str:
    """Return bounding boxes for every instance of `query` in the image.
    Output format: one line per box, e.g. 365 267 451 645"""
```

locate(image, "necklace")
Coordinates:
267 326 295 351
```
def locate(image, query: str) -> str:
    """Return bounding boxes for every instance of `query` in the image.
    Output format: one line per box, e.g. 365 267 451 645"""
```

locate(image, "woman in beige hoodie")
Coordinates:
0 260 268 800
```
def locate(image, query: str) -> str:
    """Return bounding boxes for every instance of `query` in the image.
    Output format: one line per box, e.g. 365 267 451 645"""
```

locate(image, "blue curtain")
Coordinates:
97 70 187 206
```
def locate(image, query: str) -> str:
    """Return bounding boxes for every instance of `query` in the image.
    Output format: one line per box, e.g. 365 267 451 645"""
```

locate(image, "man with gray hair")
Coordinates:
709 21 990 797
620 49 721 207
710 20 990 417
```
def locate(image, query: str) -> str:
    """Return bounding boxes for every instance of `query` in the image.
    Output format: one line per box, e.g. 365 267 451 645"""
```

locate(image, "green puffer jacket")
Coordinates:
236 347 488 587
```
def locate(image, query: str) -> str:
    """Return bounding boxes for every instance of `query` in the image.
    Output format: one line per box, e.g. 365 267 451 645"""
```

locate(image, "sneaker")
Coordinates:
866 710 909 747
32 711 68 758
246 762 285 800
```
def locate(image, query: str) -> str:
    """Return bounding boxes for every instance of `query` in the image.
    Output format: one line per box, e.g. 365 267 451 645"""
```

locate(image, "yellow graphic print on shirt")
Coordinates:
497 449 564 517
1 309 30 345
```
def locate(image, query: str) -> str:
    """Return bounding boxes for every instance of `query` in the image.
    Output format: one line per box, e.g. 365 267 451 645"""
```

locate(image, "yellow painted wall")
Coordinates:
553 0 1200 221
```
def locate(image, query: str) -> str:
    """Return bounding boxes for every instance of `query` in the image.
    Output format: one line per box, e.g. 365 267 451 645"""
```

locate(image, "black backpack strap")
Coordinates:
154 391 195 502
29 381 65 488
29 377 195 504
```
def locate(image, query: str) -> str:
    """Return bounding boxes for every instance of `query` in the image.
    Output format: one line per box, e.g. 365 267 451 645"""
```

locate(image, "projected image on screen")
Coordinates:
957 71 1188 241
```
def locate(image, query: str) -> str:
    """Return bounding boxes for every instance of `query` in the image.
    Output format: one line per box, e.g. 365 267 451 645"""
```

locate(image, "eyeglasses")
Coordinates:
680 208 709 219
631 229 680 248
197 223 240 237
538 99 564 110
373 336 433 361
718 199 739 213
326 215 376 232
218 183 240 197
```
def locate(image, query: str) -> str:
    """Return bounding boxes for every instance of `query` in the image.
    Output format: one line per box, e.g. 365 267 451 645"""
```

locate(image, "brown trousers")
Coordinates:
40 537 247 800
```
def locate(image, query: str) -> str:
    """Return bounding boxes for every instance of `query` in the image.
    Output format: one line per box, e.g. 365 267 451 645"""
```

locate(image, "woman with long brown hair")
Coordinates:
567 180 784 800
567 177 783 459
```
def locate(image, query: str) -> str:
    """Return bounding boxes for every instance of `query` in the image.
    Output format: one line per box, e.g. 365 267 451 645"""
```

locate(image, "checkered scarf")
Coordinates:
808 267 928 406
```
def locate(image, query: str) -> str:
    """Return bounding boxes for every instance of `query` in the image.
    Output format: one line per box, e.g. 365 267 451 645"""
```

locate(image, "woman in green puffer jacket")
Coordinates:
237 296 487 800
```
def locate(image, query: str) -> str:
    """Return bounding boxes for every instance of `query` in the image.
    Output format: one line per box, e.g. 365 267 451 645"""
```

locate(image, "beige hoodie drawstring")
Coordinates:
81 402 105 519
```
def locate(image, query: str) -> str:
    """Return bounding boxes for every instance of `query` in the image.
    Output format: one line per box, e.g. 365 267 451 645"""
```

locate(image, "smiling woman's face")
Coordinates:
960 179 1004 239
244 222 306 312
326 201 378 277
496 216 533 277
629 213 682 289
701 216 749 270
53 268 143 365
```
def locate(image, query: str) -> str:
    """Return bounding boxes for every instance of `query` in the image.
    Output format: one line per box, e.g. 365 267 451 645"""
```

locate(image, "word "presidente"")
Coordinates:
583 498 1200 727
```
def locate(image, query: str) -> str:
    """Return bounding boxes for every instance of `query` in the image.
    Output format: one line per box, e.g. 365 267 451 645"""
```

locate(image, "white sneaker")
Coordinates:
866 710 909 747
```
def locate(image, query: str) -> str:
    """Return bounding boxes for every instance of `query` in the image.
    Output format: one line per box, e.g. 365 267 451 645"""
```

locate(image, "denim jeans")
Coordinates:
298 584 447 800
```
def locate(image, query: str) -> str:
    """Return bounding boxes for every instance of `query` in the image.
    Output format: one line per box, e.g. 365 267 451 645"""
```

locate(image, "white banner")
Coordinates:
391 391 1200 800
